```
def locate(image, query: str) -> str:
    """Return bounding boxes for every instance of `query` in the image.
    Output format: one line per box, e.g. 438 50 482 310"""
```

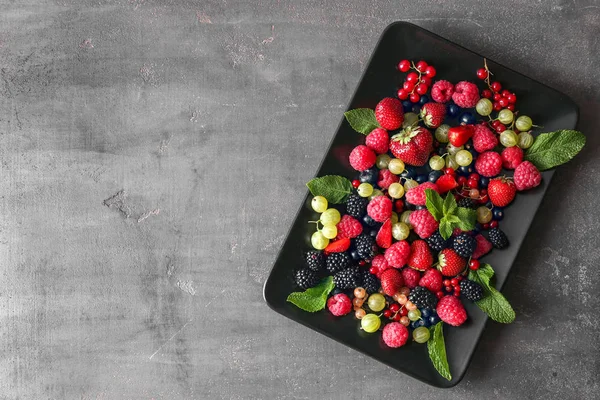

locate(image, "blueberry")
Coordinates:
458 166 474 176
415 174 428 183
402 100 413 113
404 202 416 211
429 170 443 183
492 208 504 221
460 111 476 125
400 166 416 179
350 250 361 261
359 167 378 185
419 94 430 106
438 145 447 156
421 308 432 318
479 176 490 188
485 201 493 209
464 141 474 151
362 214 378 227
331 288 343 296
447 103 461 117
415 205 426 210
474 223 483 233
429 315 440 325
412 104 421 114
411 320 425 329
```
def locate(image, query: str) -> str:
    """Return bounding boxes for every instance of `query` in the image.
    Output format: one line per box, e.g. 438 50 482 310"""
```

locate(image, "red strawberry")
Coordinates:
472 234 493 259
435 174 458 193
436 295 467 326
375 98 404 130
389 126 433 166
407 240 433 271
380 268 405 296
376 219 392 249
420 102 446 128
437 248 466 276
488 177 517 207
447 125 474 147
401 267 421 289
324 238 350 255
419 268 443 292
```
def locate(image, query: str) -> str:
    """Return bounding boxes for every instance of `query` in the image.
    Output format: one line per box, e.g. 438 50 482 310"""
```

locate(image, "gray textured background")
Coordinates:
1 1 599 399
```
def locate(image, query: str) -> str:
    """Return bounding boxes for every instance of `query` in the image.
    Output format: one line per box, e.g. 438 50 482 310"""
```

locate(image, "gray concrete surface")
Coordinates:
1 0 599 399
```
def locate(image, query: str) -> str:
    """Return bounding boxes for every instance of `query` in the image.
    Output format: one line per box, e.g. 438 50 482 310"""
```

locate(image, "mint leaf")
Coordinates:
439 217 453 240
446 214 460 224
306 175 353 204
425 189 444 221
287 276 334 312
525 130 586 171
427 321 452 381
344 108 380 135
455 207 477 231
442 192 457 216
468 264 515 323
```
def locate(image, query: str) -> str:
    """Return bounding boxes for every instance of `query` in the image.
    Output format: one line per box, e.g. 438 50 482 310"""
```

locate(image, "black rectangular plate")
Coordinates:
263 22 579 388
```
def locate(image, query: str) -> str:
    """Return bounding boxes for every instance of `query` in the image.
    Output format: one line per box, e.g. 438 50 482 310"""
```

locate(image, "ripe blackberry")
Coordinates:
426 231 450 252
295 268 319 289
408 286 438 309
355 233 376 260
457 197 475 209
305 251 325 272
346 194 368 218
361 271 380 294
334 266 361 290
326 252 351 274
460 279 484 301
452 233 476 258
488 227 509 249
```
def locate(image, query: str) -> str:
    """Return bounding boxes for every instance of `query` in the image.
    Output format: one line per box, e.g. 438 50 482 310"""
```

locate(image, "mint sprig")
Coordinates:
424 189 476 240
468 264 515 323
525 130 585 171
306 175 353 204
427 321 451 381
287 276 335 312
344 108 380 135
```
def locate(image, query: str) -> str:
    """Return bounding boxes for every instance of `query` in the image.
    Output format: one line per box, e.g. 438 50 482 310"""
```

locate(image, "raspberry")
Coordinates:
436 295 467 326
365 128 389 154
513 161 542 191
472 124 498 153
335 215 363 239
472 234 492 259
375 98 404 130
382 322 409 348
409 209 439 239
372 254 391 278
384 240 411 268
401 267 421 289
475 151 502 178
367 196 392 222
419 268 443 292
405 182 438 206
327 293 352 316
430 80 454 103
377 169 399 189
501 146 524 170
349 145 376 171
451 81 480 108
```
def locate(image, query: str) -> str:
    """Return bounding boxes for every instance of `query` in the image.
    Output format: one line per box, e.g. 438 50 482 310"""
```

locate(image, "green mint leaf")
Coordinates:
425 189 444 221
427 321 452 381
525 130 586 171
306 175 353 204
455 207 477 231
468 264 516 323
344 108 380 135
442 192 457 216
446 214 460 224
439 217 453 240
286 276 334 312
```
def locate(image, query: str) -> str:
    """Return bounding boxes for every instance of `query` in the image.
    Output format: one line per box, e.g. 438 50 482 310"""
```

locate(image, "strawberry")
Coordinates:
447 125 474 147
488 177 517 207
375 98 404 130
380 268 404 296
389 126 433 166
376 219 392 249
419 268 443 292
435 174 458 193
407 240 433 271
437 248 466 276
420 103 446 128
324 238 350 255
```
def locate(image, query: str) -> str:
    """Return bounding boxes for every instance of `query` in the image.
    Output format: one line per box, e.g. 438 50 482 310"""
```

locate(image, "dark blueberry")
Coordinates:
402 100 413 113
350 249 361 261
415 174 428 184
411 320 425 329
475 223 483 233
429 315 440 325
419 94 430 105
459 111 476 125
369 229 379 238
415 205 426 210
437 145 447 156
421 308 432 318
362 214 378 227
447 103 461 117
479 176 490 188
404 202 416 211
485 201 493 209
464 141 474 151
400 166 416 179
412 104 422 114
468 148 479 158
429 170 443 183
492 208 504 221
359 168 378 185
458 166 474 176
331 288 343 296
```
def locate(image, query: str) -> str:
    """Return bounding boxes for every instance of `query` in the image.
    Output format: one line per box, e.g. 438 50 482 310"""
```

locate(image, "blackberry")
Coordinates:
361 271 380 294
457 197 475 209
488 227 509 249
326 252 351 274
408 286 438 309
426 231 450 252
354 233 376 260
460 279 484 301
305 251 325 272
334 266 361 290
452 233 476 258
295 268 319 289
346 194 368 218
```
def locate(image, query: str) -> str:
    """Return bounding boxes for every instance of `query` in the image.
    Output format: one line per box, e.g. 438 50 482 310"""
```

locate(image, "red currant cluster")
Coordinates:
396 59 436 103
455 172 488 204
476 61 517 113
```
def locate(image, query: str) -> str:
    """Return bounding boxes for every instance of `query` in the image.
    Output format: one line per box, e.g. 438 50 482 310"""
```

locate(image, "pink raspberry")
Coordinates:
501 146 524 169
349 145 376 171
372 254 391 278
472 234 492 259
382 322 409 348
367 196 392 222
327 293 352 316
475 151 502 177
513 161 542 191
436 295 467 326
401 267 421 289
377 169 399 189
451 81 480 108
419 268 443 292
409 209 439 239
430 80 454 103
384 240 410 268
365 128 389 154
335 215 362 239
472 124 498 153
405 182 438 206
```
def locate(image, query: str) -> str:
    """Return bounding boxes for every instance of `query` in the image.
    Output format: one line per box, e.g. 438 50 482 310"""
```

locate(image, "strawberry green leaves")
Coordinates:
525 130 585 171
306 175 353 204
286 276 335 312
468 264 515 323
344 108 380 135
427 322 452 381
425 189 476 240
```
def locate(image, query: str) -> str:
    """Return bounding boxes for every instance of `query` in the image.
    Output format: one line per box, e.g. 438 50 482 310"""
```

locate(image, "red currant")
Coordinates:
409 93 420 103
444 168 455 175
469 259 480 270
482 89 493 99
416 84 428 95
491 120 502 128
493 93 502 101
403 81 415 91
415 60 428 72
436 291 444 299
479 194 489 204
469 173 480 181
476 68 488 79
467 178 478 189
483 222 490 230
397 88 409 100
457 176 467 186
352 179 360 188
480 188 487 195
390 303 400 313
398 59 411 72
493 102 502 112
507 104 515 111
383 309 392 318
495 124 506 133
420 76 432 87
424 65 436 77
443 279 451 287
406 72 419 83
369 266 379 275
445 286 453 293
359 260 366 266
395 200 404 213
490 220 499 228
507 93 517 104
392 313 401 322
453 291 461 297
400 307 408 316
491 81 502 92
501 90 510 97
499 97 508 107
450 278 459 286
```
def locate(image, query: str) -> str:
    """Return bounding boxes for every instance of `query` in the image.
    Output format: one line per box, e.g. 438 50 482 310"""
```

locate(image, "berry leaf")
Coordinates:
425 189 444 221
455 207 477 231
427 321 452 381
468 264 515 323
344 108 380 135
524 130 586 171
442 192 457 216
306 175 353 204
286 276 334 312
439 217 453 240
